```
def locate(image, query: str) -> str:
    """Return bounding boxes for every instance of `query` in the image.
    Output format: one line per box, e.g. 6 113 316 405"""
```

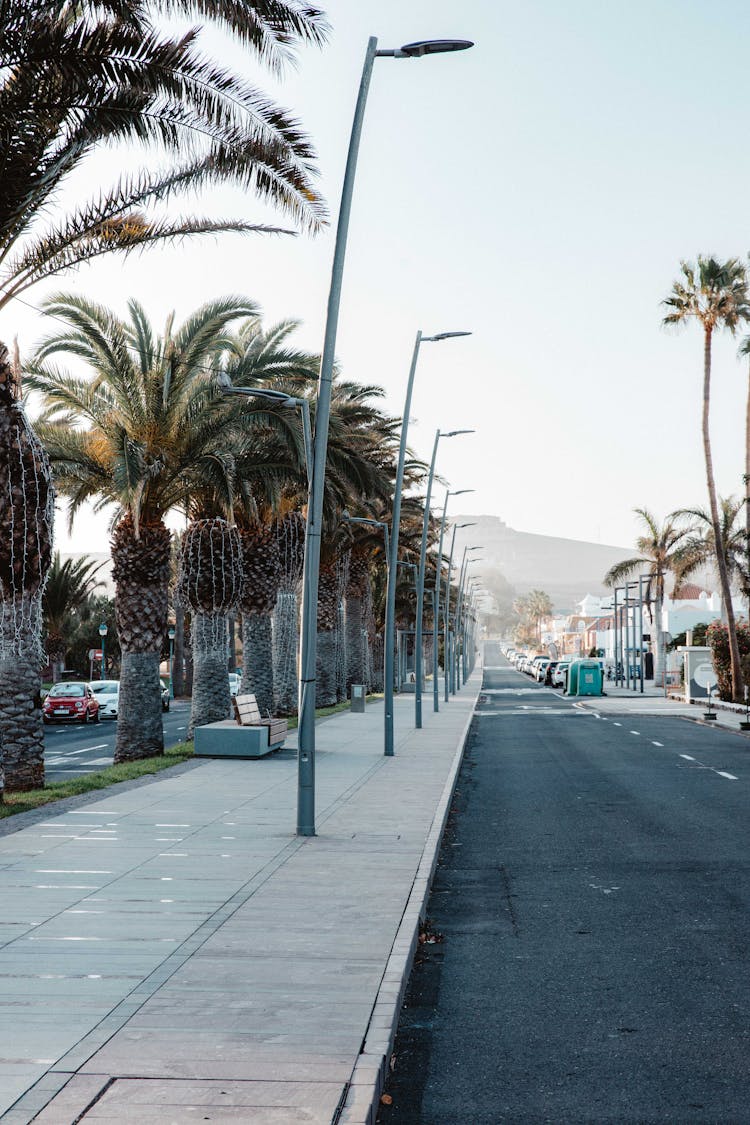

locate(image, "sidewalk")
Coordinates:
576 683 750 737
0 673 480 1125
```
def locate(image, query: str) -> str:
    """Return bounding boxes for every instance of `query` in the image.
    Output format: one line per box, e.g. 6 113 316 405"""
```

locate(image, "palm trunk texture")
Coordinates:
173 597 185 697
189 613 231 735
703 328 743 698
242 612 274 715
0 644 44 791
316 562 340 708
112 518 171 763
273 590 298 715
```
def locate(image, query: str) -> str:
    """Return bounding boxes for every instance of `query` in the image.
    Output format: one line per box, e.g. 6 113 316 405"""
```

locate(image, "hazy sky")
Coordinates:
5 0 750 555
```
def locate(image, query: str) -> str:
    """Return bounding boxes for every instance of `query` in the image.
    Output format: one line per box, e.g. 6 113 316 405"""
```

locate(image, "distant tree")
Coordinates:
604 508 695 686
663 256 750 699
672 497 749 608
43 552 103 680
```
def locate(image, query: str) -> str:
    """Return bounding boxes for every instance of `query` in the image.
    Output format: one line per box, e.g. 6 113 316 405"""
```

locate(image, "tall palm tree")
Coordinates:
1 1 327 313
0 343 54 792
27 294 261 761
43 551 103 680
604 508 695 684
663 256 750 698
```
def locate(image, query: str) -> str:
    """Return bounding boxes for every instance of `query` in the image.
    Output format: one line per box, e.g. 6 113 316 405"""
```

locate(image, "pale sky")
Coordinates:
4 0 750 556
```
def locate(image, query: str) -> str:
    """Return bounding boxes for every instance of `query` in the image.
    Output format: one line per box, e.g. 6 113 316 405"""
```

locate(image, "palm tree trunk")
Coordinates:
703 327 743 698
316 629 338 707
112 519 170 763
345 593 366 690
273 589 298 715
188 612 231 735
173 597 185 697
118 652 164 759
242 612 274 715
0 625 44 792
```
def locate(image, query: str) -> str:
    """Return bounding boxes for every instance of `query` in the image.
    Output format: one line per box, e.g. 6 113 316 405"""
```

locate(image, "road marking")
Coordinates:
680 754 695 761
67 744 108 755
652 741 663 747
177 725 186 730
630 730 640 735
613 722 622 727
717 771 738 780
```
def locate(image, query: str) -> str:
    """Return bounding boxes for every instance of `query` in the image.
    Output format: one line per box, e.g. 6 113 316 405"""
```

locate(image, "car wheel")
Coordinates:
163 701 169 712
94 710 101 723
83 709 91 724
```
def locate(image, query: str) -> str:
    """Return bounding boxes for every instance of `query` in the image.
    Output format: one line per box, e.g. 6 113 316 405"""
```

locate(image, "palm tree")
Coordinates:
43 552 103 680
672 497 749 608
0 343 54 792
526 589 553 645
663 256 750 698
1 1 327 314
27 294 261 761
604 508 696 685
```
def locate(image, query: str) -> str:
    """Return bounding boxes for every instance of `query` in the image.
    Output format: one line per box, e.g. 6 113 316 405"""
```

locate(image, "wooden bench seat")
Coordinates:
194 692 288 759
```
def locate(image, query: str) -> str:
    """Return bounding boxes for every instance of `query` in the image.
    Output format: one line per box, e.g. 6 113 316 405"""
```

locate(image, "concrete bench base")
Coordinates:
194 720 281 759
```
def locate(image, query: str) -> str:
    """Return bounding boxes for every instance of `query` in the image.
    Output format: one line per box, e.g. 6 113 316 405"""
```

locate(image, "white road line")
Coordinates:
67 744 108 755
613 722 622 727
680 754 696 761
630 730 640 735
652 741 663 747
717 771 738 780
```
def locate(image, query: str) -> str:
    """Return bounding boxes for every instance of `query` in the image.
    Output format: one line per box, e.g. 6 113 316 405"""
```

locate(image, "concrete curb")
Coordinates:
335 684 480 1125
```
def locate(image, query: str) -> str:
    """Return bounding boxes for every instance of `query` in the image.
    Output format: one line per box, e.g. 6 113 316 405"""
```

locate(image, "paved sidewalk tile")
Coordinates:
0 675 479 1123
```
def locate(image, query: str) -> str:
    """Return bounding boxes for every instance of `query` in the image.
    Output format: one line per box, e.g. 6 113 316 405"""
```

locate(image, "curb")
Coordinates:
334 685 480 1125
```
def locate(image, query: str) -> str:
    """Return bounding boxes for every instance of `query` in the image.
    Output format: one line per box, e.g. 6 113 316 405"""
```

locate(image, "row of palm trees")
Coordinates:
605 502 749 683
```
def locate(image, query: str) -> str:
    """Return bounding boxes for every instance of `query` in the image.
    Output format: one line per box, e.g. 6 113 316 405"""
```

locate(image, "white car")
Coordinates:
228 672 242 697
535 659 550 682
552 662 570 689
90 679 120 719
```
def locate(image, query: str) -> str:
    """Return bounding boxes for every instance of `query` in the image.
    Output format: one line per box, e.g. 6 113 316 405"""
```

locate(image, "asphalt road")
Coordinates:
378 641 750 1124
42 701 192 781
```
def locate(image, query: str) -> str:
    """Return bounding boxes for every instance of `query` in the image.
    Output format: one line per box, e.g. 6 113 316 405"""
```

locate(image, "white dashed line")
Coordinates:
652 741 663 747
613 722 622 727
716 771 738 780
680 754 695 761
630 730 640 736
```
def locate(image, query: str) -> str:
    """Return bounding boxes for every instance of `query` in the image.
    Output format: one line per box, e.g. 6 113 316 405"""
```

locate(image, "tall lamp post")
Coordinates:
98 622 108 680
444 528 479 699
297 34 474 834
168 625 176 699
455 558 484 688
415 430 473 728
433 489 473 712
384 331 471 756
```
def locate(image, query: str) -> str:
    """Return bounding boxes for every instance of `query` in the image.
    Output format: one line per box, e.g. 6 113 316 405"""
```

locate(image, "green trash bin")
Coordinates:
568 658 602 696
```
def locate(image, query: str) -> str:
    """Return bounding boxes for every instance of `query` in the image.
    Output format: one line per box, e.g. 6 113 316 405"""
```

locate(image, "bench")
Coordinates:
194 692 288 759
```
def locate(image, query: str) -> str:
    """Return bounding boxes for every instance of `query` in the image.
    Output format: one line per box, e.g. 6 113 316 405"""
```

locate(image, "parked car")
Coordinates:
544 661 559 685
89 679 120 719
228 672 242 697
160 679 170 712
552 661 570 689
43 681 100 724
535 659 551 682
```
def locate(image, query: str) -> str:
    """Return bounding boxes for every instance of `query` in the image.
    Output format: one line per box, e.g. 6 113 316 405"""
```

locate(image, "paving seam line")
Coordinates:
334 685 480 1125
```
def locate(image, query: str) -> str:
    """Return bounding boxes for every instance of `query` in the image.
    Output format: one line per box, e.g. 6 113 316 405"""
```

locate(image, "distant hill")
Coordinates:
452 516 634 612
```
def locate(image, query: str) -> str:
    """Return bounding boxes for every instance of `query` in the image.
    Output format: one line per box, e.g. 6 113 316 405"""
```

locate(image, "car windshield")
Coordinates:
90 681 119 695
48 683 85 698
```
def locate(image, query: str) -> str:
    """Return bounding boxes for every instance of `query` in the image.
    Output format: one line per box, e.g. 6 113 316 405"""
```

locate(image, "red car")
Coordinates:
43 682 100 724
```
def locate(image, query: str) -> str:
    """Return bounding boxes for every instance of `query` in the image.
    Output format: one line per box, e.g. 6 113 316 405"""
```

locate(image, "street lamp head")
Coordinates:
468 545 484 551
450 489 474 497
98 623 108 637
399 39 474 58
168 626 176 640
457 522 476 529
444 429 475 438
426 330 472 342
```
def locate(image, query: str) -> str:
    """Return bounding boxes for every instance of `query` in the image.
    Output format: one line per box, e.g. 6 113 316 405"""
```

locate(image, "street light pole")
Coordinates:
444 526 479 699
297 34 474 833
384 330 471 755
98 622 108 681
168 625 176 699
433 490 473 712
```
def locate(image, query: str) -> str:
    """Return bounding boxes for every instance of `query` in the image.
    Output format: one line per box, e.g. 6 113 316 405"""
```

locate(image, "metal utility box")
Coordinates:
350 684 366 713
566 659 602 696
